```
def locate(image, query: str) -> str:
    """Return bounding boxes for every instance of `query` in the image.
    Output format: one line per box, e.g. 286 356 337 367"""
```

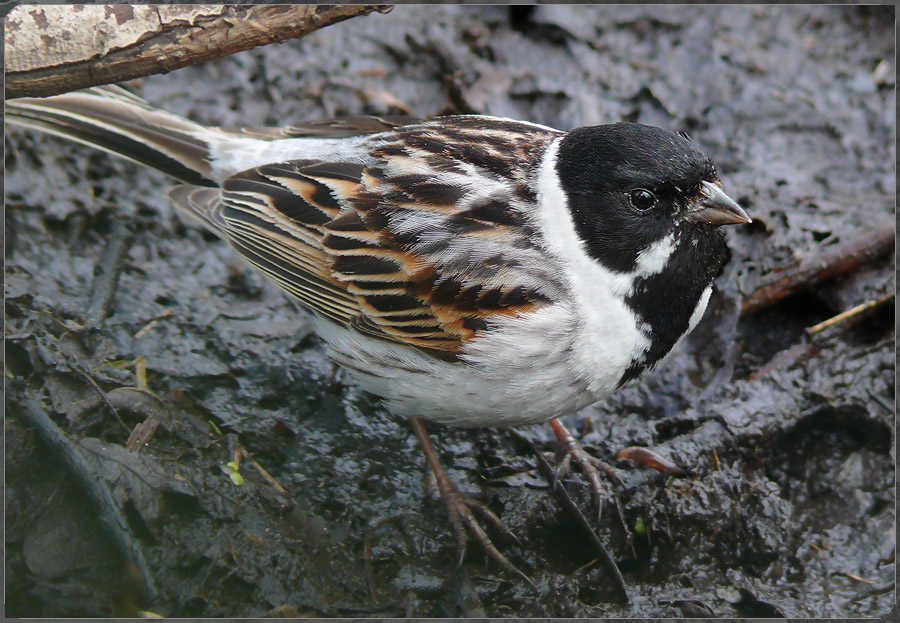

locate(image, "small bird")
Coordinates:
6 87 750 584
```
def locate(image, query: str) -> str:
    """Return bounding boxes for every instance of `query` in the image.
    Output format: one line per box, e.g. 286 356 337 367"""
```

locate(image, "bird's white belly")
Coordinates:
310 300 638 428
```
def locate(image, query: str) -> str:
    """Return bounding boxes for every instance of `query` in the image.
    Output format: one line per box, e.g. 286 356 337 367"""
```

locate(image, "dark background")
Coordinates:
5 5 895 617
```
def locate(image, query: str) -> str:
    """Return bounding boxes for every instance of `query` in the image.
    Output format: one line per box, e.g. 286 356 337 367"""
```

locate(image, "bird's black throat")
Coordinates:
619 226 731 384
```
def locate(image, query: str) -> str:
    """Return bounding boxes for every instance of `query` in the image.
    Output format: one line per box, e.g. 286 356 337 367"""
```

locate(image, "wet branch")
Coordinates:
6 5 393 99
741 224 895 315
18 397 158 602
510 429 630 604
85 218 133 327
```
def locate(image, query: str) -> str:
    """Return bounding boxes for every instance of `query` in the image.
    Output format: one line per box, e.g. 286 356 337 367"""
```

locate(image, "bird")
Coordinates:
6 86 750 585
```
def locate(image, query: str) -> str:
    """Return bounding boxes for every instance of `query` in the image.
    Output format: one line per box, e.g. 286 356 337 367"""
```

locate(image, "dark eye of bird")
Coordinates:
629 188 657 211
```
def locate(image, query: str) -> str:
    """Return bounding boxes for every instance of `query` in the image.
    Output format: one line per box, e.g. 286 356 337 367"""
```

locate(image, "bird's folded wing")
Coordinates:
170 118 567 359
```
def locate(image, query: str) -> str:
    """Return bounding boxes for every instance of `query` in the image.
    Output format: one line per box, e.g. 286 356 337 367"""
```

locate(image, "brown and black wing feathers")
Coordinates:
170 117 566 357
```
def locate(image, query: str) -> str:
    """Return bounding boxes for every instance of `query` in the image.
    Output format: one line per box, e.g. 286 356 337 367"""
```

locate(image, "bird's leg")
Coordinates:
409 417 535 589
549 418 624 524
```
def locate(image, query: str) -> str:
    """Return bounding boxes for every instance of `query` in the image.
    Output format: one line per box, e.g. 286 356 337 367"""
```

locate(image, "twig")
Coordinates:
844 581 894 605
510 429 629 604
742 224 894 315
17 397 158 601
806 293 894 336
572 556 600 575
809 541 830 558
134 309 174 340
134 356 148 390
239 447 288 495
84 218 133 327
746 293 894 382
64 386 172 427
843 571 874 584
70 362 128 431
364 540 379 604
126 417 160 452
866 390 893 414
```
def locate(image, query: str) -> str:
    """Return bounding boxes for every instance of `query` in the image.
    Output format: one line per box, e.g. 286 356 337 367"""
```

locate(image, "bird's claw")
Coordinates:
549 418 624 524
411 417 535 590
439 476 535 590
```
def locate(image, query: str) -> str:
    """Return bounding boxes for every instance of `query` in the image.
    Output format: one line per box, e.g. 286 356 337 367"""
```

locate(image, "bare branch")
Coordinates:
741 223 895 315
5 4 393 99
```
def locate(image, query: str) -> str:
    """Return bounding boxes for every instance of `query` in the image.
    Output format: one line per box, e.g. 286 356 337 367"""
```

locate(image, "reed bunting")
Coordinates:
7 87 750 584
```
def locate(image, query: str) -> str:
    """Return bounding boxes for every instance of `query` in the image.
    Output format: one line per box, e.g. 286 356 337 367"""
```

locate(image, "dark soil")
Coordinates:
5 5 895 618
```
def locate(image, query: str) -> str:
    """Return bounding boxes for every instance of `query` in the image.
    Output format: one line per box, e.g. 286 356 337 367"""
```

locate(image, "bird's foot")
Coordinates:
549 418 624 525
410 417 535 590
433 465 535 589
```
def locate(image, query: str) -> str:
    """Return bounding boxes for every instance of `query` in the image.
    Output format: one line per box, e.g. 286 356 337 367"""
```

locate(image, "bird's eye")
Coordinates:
629 188 657 211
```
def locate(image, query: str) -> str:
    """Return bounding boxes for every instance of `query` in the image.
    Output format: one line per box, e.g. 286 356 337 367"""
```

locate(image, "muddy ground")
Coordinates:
5 5 895 618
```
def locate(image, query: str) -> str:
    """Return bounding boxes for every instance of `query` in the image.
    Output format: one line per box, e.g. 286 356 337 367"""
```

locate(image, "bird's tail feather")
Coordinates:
5 86 217 187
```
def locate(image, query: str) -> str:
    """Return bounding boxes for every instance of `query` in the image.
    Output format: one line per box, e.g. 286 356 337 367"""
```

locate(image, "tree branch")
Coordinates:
5 4 393 99
741 223 895 315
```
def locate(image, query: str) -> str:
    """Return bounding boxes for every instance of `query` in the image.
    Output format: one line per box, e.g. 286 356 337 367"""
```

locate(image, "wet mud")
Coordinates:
5 5 895 618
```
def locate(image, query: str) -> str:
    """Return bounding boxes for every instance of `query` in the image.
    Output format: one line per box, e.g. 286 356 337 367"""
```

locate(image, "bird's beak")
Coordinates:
687 180 752 226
